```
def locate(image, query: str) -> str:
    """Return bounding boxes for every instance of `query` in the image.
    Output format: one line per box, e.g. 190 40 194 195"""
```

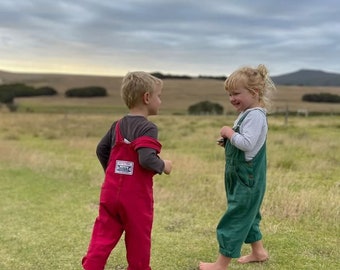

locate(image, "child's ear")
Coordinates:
143 91 150 104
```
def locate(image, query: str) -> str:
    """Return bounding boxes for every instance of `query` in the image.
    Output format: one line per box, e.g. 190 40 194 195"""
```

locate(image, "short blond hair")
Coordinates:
225 64 276 110
121 71 163 109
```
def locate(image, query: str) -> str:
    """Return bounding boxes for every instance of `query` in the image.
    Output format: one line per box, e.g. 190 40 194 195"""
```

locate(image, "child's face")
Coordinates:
227 86 259 112
146 84 162 115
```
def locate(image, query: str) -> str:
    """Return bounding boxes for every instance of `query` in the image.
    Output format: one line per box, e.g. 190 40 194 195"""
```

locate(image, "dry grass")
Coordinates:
1 71 340 114
0 104 339 269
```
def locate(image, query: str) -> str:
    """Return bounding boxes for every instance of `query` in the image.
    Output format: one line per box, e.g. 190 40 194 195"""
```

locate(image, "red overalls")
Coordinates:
82 121 162 270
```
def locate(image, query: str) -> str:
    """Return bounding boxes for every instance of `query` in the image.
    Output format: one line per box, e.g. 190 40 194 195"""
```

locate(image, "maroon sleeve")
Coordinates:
133 136 162 153
134 136 165 174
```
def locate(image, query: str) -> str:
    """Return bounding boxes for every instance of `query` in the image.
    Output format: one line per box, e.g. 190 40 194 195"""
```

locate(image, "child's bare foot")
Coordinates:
199 262 225 270
238 240 268 264
237 251 268 264
199 255 231 270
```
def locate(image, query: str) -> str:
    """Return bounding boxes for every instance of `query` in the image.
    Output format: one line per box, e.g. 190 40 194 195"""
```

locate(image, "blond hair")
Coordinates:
121 71 163 109
224 64 276 111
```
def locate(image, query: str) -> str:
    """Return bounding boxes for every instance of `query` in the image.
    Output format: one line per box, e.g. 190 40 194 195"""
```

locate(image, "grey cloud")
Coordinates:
0 0 339 76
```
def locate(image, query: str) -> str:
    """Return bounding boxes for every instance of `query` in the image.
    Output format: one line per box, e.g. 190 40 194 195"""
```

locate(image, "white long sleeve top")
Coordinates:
230 107 267 161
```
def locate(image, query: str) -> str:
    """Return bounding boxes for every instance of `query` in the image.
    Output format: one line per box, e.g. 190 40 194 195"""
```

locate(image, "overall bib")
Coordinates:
216 111 267 258
82 121 162 270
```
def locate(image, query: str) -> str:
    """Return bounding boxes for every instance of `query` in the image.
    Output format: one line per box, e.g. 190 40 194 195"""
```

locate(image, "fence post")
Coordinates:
284 104 289 125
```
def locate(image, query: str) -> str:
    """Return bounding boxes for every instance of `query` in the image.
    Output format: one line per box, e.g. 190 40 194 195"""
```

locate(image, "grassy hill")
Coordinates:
1 70 340 114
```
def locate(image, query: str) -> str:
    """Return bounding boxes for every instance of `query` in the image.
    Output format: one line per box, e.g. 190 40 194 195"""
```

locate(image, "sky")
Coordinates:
0 0 339 77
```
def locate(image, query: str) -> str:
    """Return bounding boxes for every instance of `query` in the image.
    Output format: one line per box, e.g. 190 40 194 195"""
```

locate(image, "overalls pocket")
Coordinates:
236 161 255 188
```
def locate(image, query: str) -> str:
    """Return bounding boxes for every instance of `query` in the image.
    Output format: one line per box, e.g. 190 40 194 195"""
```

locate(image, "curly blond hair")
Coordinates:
224 64 276 111
121 71 163 109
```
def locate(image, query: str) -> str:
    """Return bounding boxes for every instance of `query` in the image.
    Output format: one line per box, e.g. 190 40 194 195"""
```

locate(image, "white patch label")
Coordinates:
115 160 134 175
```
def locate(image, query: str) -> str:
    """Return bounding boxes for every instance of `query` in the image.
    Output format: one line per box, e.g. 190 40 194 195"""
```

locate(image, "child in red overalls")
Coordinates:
82 71 172 270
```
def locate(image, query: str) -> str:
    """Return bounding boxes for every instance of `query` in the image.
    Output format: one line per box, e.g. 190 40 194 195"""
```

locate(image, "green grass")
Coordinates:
17 103 127 114
0 113 339 269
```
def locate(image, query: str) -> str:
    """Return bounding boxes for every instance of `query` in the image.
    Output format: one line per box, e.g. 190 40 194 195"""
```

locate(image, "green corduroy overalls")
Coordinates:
216 110 267 258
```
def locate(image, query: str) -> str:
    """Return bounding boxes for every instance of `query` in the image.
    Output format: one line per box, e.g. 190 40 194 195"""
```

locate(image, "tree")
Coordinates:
188 100 224 115
65 86 107 97
302 93 340 103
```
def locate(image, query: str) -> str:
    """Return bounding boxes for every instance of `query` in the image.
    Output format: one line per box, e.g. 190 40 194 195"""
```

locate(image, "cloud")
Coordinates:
0 0 339 76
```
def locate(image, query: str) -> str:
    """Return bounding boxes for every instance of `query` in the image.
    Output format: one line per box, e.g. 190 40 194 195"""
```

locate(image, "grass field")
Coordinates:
0 111 339 270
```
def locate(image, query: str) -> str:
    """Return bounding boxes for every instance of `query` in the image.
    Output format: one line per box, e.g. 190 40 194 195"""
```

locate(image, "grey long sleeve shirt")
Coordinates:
96 115 165 174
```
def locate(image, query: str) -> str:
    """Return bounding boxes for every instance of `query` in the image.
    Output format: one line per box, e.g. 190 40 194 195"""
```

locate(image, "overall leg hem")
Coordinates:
219 247 241 259
244 235 262 244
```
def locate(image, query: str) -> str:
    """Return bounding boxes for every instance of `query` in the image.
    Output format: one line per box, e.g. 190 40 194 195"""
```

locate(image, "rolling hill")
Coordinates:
1 69 340 87
1 69 340 114
271 69 340 86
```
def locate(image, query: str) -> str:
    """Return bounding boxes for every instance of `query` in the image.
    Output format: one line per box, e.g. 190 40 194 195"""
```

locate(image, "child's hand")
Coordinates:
163 160 172 175
216 137 225 147
220 126 235 140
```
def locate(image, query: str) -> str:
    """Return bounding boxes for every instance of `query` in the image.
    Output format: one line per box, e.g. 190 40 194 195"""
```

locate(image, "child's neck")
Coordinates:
128 107 148 118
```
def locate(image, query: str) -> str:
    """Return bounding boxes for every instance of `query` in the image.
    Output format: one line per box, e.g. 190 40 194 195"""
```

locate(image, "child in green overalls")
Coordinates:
200 64 276 270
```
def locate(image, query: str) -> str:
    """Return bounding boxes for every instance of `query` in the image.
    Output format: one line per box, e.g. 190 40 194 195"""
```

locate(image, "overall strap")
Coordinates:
233 109 265 132
107 120 124 165
233 111 250 132
114 120 124 143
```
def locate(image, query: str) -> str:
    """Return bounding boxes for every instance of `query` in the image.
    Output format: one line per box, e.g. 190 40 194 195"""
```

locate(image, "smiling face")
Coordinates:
228 84 260 112
224 66 270 112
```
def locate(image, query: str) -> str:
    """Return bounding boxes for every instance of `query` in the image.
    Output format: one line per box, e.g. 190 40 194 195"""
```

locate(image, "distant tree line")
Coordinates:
65 86 107 97
0 83 57 101
302 93 340 103
151 72 192 80
0 83 58 111
0 83 108 111
198 75 227 81
151 72 226 81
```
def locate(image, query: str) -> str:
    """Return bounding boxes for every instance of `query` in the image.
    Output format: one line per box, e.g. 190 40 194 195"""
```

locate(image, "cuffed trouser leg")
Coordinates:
244 211 262 244
216 183 263 258
82 186 123 270
123 191 153 270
